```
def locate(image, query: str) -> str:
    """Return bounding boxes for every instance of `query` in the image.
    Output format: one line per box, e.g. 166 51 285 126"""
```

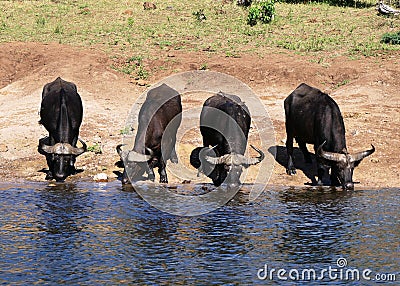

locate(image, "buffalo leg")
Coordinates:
286 134 296 175
297 141 312 164
121 169 130 184
317 161 328 185
158 159 168 183
170 135 178 164
170 146 178 163
147 167 155 182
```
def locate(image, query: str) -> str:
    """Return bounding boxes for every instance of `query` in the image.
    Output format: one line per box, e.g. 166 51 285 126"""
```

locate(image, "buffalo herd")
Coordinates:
37 77 375 190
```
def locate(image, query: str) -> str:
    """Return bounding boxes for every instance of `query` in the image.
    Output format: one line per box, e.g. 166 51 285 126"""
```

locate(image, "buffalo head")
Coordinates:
317 141 375 190
116 144 153 184
190 145 264 188
38 137 87 181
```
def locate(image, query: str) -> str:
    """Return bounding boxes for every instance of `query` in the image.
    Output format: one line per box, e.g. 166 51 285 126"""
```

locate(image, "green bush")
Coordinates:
381 31 400 45
247 0 275 26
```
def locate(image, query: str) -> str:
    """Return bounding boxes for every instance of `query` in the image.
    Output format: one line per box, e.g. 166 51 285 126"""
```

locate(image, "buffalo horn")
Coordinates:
126 148 153 162
39 140 86 156
204 145 265 166
204 154 228 165
70 139 87 156
117 144 152 162
243 145 265 166
350 145 375 162
116 144 125 156
317 141 346 162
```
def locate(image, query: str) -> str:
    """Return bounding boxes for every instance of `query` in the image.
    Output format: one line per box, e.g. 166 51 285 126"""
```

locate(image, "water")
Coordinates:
0 182 398 285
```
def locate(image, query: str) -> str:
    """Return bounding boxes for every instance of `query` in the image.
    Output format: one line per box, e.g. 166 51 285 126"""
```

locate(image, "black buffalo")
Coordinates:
38 77 87 181
190 92 264 188
284 83 375 190
117 83 182 184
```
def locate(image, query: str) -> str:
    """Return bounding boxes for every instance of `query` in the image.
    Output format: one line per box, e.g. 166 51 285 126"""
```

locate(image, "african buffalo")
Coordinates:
38 77 87 181
190 92 264 188
117 83 182 184
284 83 375 190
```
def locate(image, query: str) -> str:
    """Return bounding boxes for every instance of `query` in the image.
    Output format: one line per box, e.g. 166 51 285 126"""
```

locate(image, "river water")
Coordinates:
0 181 398 285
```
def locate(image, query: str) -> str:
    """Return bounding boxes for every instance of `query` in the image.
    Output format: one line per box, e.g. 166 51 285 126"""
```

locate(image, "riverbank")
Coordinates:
1 42 399 188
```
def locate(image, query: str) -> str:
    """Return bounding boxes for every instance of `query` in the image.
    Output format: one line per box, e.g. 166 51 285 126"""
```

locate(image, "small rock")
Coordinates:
0 144 8 152
370 158 379 163
94 173 108 182
143 2 156 10
137 79 148 86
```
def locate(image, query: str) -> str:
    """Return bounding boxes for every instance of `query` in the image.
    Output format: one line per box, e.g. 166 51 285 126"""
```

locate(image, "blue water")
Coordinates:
0 181 398 285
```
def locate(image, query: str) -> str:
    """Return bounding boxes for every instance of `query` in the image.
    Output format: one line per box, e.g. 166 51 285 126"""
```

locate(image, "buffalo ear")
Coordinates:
115 160 125 168
190 147 203 169
38 136 51 155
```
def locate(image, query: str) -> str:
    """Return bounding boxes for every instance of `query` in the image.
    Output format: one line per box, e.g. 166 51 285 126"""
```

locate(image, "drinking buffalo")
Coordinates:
38 77 87 181
117 83 182 184
190 92 264 188
284 83 375 190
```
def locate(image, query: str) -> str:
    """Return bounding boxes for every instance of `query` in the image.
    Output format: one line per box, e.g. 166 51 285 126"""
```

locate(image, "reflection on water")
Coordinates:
0 182 398 285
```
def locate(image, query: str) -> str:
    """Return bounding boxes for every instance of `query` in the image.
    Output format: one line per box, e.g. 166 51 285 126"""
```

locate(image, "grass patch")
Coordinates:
0 0 399 58
381 31 400 45
87 143 102 154
111 55 149 79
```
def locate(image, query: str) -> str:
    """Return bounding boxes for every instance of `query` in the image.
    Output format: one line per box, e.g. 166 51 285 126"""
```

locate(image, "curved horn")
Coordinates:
116 144 126 156
246 145 265 165
229 145 266 166
146 147 154 156
126 150 152 162
203 145 228 165
205 154 229 165
350 145 375 163
39 142 56 154
205 145 265 166
317 141 346 162
69 139 87 156
39 139 87 156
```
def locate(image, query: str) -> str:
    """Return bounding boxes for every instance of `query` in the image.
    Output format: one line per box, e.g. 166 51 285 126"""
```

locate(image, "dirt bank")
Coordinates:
0 42 399 188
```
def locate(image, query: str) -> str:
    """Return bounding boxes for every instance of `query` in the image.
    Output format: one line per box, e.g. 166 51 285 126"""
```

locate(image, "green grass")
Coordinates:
1 0 399 60
87 143 102 154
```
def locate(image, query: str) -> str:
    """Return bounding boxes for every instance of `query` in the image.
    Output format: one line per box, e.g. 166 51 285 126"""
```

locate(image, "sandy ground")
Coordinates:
0 42 399 188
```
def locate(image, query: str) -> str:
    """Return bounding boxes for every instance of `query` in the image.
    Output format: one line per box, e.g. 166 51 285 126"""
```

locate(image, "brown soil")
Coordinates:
0 42 399 188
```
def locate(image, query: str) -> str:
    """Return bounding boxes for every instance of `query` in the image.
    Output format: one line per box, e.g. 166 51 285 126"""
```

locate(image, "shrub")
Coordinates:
381 31 400 45
247 0 275 26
